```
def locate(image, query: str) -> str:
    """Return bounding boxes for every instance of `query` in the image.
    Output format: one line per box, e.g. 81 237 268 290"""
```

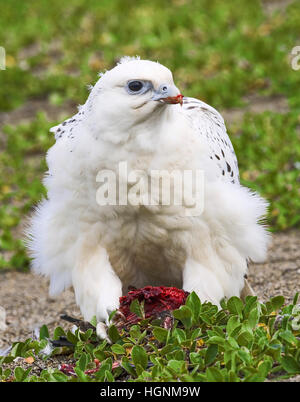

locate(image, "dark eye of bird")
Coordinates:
128 81 143 92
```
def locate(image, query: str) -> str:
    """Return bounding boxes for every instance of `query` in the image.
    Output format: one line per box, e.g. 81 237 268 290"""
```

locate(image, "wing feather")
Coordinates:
49 107 85 141
182 97 239 184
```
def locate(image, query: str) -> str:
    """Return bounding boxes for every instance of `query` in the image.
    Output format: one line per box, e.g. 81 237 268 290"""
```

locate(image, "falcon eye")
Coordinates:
128 80 144 92
126 80 152 95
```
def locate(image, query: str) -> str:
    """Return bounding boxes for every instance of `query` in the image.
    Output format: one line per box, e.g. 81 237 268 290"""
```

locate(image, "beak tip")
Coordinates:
161 94 184 105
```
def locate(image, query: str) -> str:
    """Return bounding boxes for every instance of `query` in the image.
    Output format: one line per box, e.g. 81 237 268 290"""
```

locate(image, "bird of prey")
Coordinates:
27 57 269 334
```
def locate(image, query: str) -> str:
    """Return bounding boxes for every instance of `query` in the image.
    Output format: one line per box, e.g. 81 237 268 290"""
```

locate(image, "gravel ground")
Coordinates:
0 229 299 381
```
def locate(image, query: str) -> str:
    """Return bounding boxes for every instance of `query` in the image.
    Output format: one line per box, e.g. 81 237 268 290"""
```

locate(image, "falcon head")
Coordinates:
85 57 183 141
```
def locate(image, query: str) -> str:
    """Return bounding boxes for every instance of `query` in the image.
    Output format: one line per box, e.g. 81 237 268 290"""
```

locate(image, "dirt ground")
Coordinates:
0 229 299 352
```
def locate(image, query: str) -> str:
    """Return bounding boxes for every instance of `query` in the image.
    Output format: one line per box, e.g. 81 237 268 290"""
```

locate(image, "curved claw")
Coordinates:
96 309 126 343
96 322 112 344
111 310 126 324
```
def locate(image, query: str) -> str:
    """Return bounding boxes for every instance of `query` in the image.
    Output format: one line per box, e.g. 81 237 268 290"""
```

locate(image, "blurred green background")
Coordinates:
0 0 299 271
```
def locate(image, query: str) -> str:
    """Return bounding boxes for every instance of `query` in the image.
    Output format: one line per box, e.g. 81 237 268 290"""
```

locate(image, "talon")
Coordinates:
112 310 126 323
106 309 126 326
96 322 112 344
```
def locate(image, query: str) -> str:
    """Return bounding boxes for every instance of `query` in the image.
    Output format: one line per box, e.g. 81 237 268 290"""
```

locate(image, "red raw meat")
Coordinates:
119 286 189 324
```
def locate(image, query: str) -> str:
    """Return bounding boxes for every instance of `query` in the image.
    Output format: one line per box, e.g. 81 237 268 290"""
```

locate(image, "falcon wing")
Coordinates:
182 97 239 184
50 108 85 141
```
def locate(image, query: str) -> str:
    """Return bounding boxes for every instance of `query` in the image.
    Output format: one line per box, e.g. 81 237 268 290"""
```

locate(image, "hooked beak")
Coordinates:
152 85 184 106
160 94 184 106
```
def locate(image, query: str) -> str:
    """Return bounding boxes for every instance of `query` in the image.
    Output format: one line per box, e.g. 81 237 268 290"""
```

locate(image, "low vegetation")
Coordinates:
1 293 300 382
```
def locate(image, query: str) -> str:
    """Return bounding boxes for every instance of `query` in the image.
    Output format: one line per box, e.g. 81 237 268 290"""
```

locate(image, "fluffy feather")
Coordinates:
27 58 270 322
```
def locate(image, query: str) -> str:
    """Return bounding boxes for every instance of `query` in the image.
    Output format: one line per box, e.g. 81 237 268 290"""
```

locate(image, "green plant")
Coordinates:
1 293 299 382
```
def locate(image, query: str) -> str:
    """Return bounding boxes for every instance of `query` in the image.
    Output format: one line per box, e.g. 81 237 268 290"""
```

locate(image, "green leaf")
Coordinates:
39 324 49 340
237 348 251 364
270 296 285 312
248 306 260 328
66 330 78 345
3 368 12 379
108 310 118 323
10 342 25 358
153 327 168 343
160 344 178 356
279 330 297 345
135 363 145 377
74 366 88 382
172 305 193 329
94 339 108 352
227 336 239 350
14 367 31 382
121 356 136 377
93 350 106 362
90 315 97 327
167 359 186 373
111 344 125 354
173 349 185 361
224 350 237 370
94 360 112 381
131 345 148 370
0 356 15 364
129 325 141 340
226 315 241 336
108 325 121 343
53 326 66 340
172 328 186 343
50 372 68 382
265 301 274 314
228 370 239 382
227 297 244 317
206 336 225 346
257 359 273 378
185 291 201 320
190 328 202 340
78 352 88 372
244 373 264 382
206 367 224 382
138 329 147 344
129 299 144 319
105 370 115 382
244 296 258 317
205 344 218 365
237 330 254 347
190 352 204 366
292 293 299 305
281 356 300 374
80 328 93 342
220 298 227 310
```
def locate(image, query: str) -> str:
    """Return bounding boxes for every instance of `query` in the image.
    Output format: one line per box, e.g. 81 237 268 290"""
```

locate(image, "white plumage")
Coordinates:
27 57 270 326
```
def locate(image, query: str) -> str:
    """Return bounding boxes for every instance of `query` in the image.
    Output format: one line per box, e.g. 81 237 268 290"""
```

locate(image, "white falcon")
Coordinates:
28 57 270 332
